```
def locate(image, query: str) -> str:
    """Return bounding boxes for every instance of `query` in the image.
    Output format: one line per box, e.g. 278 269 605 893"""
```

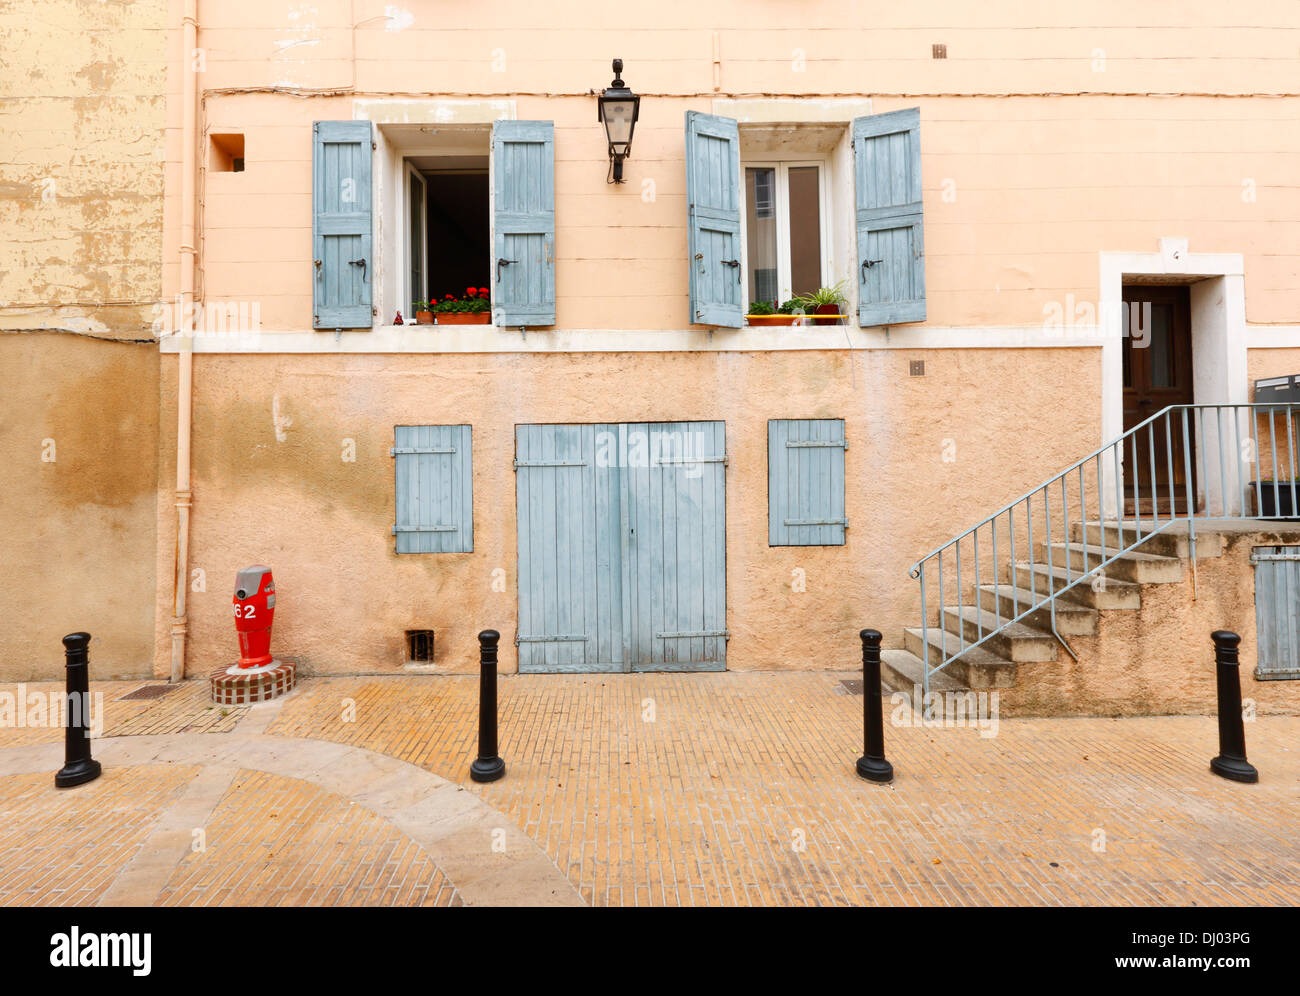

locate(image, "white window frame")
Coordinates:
739 158 833 312
405 160 428 313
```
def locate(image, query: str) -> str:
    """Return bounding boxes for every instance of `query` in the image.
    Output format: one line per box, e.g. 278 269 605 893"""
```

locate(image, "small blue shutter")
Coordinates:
492 120 555 326
853 109 925 326
768 419 847 546
685 111 743 328
393 425 473 554
313 120 373 329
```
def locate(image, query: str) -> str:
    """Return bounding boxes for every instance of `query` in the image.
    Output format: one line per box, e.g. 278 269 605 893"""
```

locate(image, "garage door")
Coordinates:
515 422 727 672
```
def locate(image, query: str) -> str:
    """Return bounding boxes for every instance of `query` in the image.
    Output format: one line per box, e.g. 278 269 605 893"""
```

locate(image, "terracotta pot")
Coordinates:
813 303 843 326
746 314 797 327
415 311 434 325
436 312 491 325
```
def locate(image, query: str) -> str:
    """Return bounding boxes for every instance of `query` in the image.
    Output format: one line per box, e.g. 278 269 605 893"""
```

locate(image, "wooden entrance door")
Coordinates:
1122 285 1194 513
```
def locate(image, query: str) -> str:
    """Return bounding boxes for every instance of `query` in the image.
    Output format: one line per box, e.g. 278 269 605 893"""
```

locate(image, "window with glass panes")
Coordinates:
743 162 827 308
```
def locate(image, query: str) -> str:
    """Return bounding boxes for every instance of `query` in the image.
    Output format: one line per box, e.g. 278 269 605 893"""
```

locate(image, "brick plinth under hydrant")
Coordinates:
210 662 295 705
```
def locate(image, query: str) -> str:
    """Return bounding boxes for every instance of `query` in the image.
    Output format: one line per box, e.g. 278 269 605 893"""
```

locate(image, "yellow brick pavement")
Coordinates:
158 769 459 907
1 673 1296 906
266 672 1300 907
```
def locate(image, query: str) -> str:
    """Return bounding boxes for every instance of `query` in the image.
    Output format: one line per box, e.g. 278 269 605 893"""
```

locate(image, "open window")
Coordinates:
743 161 830 308
314 114 554 331
403 154 490 314
684 109 925 329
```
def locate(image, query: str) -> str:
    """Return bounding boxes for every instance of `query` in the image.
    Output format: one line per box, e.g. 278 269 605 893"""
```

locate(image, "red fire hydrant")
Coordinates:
232 565 275 669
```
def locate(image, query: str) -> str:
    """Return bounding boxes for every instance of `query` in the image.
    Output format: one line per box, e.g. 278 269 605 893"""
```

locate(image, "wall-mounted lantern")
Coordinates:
597 58 640 183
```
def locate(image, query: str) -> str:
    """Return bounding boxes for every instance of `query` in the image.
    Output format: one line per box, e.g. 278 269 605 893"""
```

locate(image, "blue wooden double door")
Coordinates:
515 422 727 672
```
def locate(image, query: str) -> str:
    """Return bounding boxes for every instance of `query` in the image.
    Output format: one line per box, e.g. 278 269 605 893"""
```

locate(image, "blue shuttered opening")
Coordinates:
392 425 473 554
313 121 373 329
1252 546 1300 680
516 422 727 672
768 419 847 546
492 120 556 326
853 109 925 326
685 112 743 328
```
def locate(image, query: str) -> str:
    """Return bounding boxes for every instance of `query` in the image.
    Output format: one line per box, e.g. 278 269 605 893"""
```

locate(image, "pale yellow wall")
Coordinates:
166 2 1300 328
0 1 167 679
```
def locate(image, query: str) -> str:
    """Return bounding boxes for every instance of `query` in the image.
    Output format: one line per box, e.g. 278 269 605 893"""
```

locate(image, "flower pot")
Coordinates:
813 303 843 326
1251 482 1299 518
415 311 434 325
746 314 797 327
436 313 491 325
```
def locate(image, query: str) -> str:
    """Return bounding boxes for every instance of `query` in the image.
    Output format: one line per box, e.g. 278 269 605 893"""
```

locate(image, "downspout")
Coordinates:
171 0 198 682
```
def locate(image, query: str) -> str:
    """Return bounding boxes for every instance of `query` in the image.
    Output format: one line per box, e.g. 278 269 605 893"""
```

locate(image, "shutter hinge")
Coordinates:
372 141 377 150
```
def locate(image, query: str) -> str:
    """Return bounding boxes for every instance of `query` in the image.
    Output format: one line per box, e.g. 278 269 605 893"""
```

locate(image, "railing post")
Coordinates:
1209 630 1258 784
470 629 506 783
55 632 102 788
855 629 894 783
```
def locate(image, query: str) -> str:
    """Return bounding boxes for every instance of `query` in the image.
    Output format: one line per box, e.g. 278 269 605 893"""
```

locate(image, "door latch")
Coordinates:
497 257 517 280
862 258 884 280
348 258 367 282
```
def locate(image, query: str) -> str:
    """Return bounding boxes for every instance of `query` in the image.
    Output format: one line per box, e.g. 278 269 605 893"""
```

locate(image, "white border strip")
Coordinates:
1247 326 1300 349
159 325 1107 354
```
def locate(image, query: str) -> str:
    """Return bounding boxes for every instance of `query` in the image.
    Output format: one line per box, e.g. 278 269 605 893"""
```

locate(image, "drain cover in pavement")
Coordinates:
839 679 864 695
119 684 180 701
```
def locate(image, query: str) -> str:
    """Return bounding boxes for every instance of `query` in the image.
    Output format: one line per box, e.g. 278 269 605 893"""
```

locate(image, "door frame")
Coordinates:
1099 243 1248 513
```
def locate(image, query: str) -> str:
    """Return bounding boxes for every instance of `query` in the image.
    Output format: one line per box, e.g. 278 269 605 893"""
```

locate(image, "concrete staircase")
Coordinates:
882 520 1223 696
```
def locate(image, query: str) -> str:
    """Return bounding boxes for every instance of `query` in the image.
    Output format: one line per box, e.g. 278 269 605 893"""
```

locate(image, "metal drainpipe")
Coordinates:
171 0 198 683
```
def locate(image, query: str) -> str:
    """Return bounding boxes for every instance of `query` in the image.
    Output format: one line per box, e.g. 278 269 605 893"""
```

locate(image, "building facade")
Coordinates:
7 2 1299 714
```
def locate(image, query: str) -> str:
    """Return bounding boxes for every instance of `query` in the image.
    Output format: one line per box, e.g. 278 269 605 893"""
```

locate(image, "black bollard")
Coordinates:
470 629 506 783
55 632 102 788
856 629 894 783
1209 630 1258 783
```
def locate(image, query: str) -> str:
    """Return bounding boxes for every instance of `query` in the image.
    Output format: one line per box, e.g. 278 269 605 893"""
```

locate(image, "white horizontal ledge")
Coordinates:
158 325 1109 354
1246 326 1300 349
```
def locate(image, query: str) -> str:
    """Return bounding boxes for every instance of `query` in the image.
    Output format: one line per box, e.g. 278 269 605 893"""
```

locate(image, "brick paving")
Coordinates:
0 673 1296 906
157 769 459 907
267 672 1300 907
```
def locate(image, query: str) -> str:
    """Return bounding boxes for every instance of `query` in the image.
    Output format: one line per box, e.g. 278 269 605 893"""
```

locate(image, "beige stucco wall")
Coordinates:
1007 530 1300 716
0 334 161 681
0 0 167 679
157 346 1100 679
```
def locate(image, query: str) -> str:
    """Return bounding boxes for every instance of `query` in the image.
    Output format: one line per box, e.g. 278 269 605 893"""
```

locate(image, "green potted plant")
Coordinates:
435 287 492 325
413 300 434 325
746 300 785 327
795 280 849 326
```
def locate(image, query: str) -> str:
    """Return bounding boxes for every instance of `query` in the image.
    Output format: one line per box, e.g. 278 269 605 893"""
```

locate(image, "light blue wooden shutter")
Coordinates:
515 424 620 672
853 108 925 326
492 120 555 326
1252 546 1300 679
392 425 473 553
313 120 373 329
624 421 728 670
685 111 743 328
768 419 847 546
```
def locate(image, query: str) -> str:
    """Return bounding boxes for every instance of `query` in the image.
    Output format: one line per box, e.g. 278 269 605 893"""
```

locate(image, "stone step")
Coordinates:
975 584 1099 636
1073 520 1225 559
1040 541 1184 584
940 605 1059 662
903 627 1019 689
1020 561 1142 610
880 649 969 697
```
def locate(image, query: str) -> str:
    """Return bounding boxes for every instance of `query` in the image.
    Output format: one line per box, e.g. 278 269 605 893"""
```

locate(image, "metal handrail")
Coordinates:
908 404 1300 697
